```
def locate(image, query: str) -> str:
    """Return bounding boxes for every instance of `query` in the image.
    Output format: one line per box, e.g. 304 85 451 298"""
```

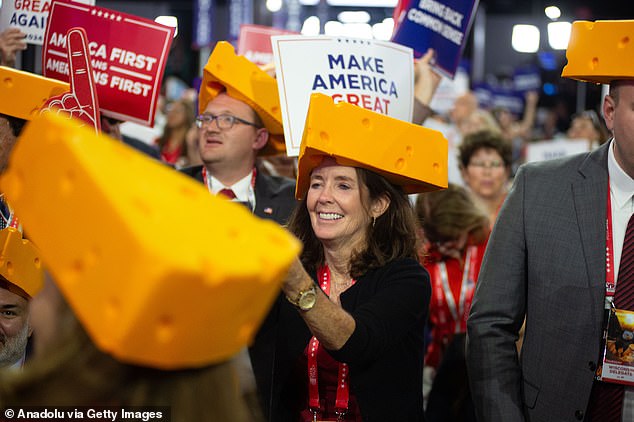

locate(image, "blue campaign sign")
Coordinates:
391 0 479 79
513 65 542 93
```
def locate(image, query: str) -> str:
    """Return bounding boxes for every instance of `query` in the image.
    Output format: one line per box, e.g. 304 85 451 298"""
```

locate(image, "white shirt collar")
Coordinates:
608 139 634 210
210 171 253 204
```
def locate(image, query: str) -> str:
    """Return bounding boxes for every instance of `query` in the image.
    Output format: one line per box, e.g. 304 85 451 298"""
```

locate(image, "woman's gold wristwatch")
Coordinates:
286 285 317 311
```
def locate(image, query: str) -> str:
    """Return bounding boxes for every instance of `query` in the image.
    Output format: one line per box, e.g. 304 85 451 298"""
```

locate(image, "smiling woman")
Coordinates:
248 93 449 422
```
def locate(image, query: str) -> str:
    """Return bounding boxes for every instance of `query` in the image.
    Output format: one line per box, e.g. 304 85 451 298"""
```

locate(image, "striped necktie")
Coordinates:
587 213 634 422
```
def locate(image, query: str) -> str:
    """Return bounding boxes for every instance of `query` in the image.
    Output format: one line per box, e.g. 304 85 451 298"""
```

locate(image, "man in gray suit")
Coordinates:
467 21 634 422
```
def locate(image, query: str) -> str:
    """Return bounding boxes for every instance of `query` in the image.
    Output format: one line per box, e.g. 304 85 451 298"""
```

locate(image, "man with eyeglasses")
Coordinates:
181 42 296 420
182 42 295 222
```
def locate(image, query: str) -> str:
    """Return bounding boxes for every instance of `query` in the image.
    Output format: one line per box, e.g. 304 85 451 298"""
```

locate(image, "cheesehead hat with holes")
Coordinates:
0 227 43 299
0 66 69 120
561 20 634 84
199 41 285 156
295 93 448 200
0 112 301 370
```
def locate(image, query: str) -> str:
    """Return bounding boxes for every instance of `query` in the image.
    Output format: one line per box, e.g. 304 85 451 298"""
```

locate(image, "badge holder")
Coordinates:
595 306 634 385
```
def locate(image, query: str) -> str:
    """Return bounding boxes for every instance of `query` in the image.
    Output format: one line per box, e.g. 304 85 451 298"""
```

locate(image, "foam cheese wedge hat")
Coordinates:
561 20 634 84
0 227 43 299
0 66 69 120
199 41 285 156
0 112 301 369
295 93 448 199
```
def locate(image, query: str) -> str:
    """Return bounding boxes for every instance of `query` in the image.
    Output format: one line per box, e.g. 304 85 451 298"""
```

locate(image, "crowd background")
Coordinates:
1 2 631 421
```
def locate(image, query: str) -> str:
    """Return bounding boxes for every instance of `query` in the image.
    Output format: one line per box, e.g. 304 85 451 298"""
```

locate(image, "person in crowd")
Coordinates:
0 229 42 370
184 122 203 167
461 108 502 137
413 48 443 125
467 19 634 421
566 109 610 149
182 41 296 223
0 111 300 422
155 98 196 167
252 93 447 421
181 41 296 419
492 91 539 144
492 91 539 171
450 92 479 137
415 185 489 393
0 66 71 232
411 49 469 189
458 130 513 227
0 28 26 67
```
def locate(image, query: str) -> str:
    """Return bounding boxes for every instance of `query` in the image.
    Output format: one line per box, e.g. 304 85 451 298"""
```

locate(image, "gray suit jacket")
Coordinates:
466 142 610 422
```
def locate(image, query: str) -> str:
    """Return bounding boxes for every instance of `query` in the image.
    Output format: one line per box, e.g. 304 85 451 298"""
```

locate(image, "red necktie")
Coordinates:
218 188 236 200
588 213 634 422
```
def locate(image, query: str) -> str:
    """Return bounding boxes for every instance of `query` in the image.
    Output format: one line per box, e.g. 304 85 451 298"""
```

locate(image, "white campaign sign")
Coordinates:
0 0 95 45
525 138 592 163
272 35 414 156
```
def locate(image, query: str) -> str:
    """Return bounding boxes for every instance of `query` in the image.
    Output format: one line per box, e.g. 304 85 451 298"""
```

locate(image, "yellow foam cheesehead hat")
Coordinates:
561 20 634 84
0 66 69 120
295 93 448 199
0 227 43 299
0 112 301 369
199 41 285 156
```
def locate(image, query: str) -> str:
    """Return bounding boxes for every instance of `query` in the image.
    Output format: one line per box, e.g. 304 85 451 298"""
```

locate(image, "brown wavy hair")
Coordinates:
415 183 489 245
287 167 419 279
458 130 512 169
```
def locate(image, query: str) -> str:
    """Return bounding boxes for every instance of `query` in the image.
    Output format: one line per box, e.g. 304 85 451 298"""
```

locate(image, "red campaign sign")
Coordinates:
42 0 174 126
237 24 298 66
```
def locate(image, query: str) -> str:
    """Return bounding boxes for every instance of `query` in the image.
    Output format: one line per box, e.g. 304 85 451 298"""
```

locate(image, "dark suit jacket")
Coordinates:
180 165 297 225
466 142 610 422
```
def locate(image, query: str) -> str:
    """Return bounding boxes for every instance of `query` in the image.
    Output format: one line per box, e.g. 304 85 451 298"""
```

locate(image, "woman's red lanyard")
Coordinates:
308 266 355 421
605 184 616 308
435 246 478 333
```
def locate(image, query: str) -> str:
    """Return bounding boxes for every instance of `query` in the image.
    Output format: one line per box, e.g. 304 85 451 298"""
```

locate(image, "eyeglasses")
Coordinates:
468 160 505 169
195 114 260 130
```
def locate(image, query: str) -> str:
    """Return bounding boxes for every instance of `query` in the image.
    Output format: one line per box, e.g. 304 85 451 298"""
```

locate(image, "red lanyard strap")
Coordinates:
308 266 353 416
606 182 616 303
437 246 478 333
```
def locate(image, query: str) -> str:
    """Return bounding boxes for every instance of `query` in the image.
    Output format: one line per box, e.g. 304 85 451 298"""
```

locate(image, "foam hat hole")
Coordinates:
155 315 174 343
6 260 14 276
2 76 13 88
319 131 330 145
59 169 75 197
619 36 630 49
395 158 405 170
105 297 120 321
